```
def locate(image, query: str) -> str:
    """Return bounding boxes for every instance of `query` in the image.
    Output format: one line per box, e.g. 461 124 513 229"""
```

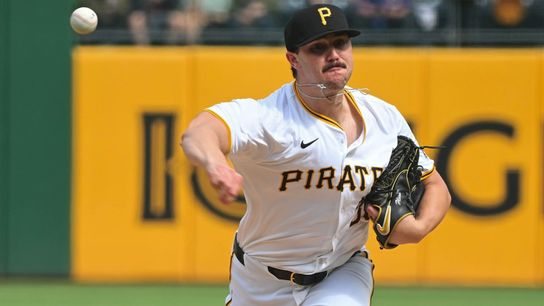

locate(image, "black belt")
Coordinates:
233 237 361 286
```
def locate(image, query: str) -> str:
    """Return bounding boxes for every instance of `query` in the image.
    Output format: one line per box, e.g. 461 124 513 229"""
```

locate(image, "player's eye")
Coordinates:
309 43 328 55
333 38 349 50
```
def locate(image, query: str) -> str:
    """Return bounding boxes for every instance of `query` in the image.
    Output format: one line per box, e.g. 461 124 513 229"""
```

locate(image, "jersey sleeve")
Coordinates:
206 99 267 159
394 109 435 178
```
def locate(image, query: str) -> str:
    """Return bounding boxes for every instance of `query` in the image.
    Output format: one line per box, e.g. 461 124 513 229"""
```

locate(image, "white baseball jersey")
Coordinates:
207 82 434 275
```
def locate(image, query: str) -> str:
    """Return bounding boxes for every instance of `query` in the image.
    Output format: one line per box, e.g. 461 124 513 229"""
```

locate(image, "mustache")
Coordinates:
322 62 347 72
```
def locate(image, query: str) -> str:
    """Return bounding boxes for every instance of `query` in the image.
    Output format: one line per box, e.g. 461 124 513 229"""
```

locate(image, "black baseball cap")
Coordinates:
284 4 360 52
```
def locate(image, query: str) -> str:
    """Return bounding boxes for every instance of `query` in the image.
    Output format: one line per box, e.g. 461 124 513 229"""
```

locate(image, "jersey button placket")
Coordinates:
332 130 349 258
339 149 357 235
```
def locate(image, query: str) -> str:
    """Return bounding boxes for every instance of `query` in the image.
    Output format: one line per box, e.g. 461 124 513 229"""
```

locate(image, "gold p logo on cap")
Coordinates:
317 7 332 25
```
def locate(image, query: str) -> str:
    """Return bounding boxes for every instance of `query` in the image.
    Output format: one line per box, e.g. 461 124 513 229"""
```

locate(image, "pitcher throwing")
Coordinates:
181 4 451 306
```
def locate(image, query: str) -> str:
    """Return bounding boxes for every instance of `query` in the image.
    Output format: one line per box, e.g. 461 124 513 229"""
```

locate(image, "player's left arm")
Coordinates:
365 107 451 245
387 170 451 245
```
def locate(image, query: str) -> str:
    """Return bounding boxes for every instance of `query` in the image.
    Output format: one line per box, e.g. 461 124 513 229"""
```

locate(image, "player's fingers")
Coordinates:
208 165 241 189
209 177 223 189
228 176 243 202
219 185 241 204
208 169 226 188
365 205 378 221
219 191 235 204
217 172 243 204
214 182 232 204
205 162 243 204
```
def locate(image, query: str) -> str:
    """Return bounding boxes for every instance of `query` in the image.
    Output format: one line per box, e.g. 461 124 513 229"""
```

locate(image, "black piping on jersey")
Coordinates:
293 82 367 142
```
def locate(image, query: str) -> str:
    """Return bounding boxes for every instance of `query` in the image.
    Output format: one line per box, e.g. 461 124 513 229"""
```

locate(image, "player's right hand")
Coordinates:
206 163 243 204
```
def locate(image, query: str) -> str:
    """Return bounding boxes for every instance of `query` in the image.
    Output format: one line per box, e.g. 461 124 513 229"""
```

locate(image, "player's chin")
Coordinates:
324 70 349 85
325 76 348 89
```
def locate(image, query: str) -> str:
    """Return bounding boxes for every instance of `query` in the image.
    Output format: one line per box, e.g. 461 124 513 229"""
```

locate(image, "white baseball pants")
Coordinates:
225 251 374 306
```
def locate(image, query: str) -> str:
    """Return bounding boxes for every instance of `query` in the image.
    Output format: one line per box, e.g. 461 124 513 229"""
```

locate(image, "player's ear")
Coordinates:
286 52 299 69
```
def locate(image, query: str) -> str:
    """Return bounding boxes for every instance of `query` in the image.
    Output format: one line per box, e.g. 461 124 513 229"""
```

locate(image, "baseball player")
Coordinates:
181 4 450 306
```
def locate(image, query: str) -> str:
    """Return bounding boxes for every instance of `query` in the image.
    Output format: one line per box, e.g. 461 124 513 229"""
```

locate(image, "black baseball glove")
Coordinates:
363 135 425 249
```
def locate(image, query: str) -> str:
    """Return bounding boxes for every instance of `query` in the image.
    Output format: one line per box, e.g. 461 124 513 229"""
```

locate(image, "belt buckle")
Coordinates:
289 272 297 286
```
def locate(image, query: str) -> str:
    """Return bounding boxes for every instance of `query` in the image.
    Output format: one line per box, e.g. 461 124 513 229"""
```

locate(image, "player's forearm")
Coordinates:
181 114 243 204
415 172 451 239
387 172 450 245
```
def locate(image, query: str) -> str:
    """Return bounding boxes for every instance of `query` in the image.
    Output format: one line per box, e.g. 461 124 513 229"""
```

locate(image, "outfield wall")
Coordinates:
0 0 71 276
72 47 544 286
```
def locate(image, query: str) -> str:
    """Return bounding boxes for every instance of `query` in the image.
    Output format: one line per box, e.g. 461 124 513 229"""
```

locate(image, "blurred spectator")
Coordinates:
76 0 544 46
306 0 349 8
275 0 309 26
202 0 277 44
168 0 209 44
276 0 307 12
382 0 413 28
412 0 444 31
345 0 414 29
204 0 273 29
128 0 186 45
464 0 544 29
77 0 130 30
77 0 129 29
224 0 277 28
199 0 233 26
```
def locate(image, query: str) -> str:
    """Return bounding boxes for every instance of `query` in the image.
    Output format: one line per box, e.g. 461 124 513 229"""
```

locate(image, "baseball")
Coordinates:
70 7 98 35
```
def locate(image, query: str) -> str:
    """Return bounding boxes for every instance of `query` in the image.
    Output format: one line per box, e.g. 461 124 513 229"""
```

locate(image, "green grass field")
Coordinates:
0 281 542 306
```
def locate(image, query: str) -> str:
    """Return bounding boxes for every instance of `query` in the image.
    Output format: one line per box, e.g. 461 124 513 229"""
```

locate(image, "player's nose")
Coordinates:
326 47 341 61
